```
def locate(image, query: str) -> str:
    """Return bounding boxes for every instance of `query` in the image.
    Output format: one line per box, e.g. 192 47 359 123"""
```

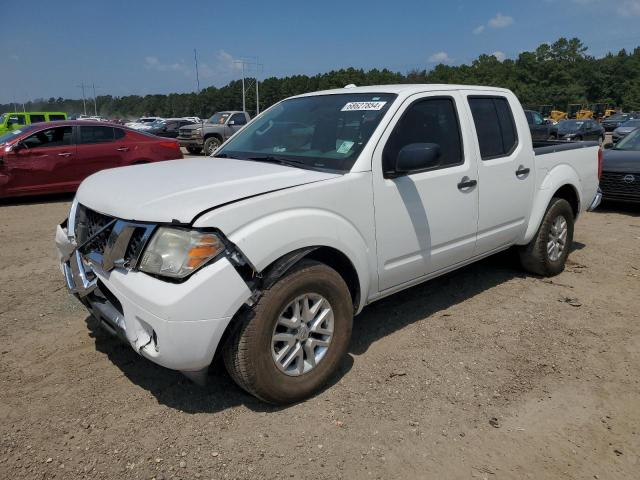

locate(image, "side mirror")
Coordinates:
603 143 614 149
395 143 441 175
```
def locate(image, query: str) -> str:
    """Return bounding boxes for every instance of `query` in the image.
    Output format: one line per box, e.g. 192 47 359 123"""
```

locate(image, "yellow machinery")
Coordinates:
568 104 582 119
576 108 594 120
549 109 568 122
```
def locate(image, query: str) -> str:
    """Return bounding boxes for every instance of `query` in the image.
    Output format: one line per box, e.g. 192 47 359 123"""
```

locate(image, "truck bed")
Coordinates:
533 140 599 156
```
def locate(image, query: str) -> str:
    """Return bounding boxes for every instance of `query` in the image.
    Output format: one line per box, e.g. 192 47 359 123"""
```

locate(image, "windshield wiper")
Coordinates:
246 155 306 169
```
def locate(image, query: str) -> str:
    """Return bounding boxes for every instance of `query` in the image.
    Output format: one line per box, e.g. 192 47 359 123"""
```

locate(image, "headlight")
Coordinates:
139 227 224 279
194 128 203 136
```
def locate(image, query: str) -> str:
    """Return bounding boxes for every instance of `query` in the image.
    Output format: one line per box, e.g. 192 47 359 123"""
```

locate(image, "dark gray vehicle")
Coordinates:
551 119 605 142
524 109 552 141
602 113 638 132
612 119 640 143
177 111 250 155
600 129 640 203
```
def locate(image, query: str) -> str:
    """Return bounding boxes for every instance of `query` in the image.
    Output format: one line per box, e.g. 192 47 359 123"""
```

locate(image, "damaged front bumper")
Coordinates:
56 210 252 381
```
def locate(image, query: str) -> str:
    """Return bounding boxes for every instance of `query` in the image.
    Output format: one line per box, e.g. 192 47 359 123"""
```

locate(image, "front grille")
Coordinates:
178 129 194 138
75 205 114 254
600 172 640 201
74 204 155 269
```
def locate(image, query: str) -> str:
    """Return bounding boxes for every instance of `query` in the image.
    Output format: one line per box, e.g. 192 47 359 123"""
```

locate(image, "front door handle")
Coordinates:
516 166 530 177
57 152 72 157
116 147 129 152
457 177 478 190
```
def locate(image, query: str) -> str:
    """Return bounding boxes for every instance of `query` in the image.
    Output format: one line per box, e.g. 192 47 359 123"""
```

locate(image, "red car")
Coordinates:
0 120 183 198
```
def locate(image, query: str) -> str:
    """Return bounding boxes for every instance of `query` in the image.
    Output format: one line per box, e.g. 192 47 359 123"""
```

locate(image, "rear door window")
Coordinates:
468 96 518 160
22 126 73 149
29 114 46 124
79 126 114 144
48 114 66 121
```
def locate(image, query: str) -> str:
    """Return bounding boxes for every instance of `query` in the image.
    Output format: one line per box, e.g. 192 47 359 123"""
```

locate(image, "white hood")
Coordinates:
76 158 340 223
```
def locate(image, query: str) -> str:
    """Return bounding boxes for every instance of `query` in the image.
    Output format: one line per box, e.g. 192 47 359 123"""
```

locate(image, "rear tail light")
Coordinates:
597 146 603 179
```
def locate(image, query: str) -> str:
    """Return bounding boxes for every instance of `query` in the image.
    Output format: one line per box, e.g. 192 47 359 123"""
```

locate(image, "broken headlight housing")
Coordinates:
139 227 224 279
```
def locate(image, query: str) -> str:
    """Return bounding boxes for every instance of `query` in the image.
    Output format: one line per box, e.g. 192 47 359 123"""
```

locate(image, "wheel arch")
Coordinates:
522 166 582 245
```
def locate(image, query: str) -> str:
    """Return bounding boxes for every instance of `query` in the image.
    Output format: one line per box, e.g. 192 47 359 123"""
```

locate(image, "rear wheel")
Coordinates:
223 260 353 404
519 198 574 276
186 146 202 154
204 136 221 156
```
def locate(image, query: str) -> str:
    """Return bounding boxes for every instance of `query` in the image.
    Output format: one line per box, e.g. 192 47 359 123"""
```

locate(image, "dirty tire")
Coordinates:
223 260 353 405
519 197 574 276
186 146 202 154
204 137 221 156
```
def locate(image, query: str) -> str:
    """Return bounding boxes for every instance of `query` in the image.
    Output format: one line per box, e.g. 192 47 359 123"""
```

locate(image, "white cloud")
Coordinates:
473 12 514 34
429 51 452 63
142 50 245 85
618 0 640 16
488 13 514 28
492 51 507 62
144 56 188 73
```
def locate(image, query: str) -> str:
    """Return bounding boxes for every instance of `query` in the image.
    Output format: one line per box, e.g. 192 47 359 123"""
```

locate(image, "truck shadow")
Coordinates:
85 250 528 414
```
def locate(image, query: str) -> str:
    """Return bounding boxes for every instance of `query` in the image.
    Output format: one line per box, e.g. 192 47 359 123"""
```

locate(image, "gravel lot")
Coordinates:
1 196 639 480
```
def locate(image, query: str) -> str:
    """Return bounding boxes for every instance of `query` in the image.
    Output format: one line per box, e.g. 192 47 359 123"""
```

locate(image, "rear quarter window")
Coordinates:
468 96 518 160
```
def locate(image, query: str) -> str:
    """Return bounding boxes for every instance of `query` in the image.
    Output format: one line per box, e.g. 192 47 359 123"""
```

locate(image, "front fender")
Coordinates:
522 164 582 244
226 208 372 313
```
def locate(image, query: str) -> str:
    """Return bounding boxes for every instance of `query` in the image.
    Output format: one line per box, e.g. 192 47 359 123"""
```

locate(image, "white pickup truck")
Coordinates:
56 84 602 404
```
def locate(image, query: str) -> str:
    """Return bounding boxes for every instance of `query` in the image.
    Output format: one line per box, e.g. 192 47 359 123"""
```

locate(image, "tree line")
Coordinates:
2 38 639 119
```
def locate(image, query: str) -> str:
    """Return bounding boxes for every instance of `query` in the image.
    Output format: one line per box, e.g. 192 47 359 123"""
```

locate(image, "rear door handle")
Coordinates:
57 152 72 157
457 177 477 190
516 166 530 177
116 147 129 152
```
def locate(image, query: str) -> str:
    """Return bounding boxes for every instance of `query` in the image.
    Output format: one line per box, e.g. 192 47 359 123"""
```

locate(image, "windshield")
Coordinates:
614 128 640 151
557 120 584 133
215 93 397 172
620 120 640 128
0 113 6 124
608 114 628 121
208 112 231 124
0 125 36 144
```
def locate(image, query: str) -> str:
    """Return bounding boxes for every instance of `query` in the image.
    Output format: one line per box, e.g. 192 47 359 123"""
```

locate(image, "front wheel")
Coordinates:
204 137 221 156
519 198 574 276
223 260 353 404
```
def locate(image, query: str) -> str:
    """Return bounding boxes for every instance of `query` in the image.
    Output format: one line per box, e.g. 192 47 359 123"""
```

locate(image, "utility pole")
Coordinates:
76 83 88 116
194 49 200 93
234 57 264 116
91 83 99 116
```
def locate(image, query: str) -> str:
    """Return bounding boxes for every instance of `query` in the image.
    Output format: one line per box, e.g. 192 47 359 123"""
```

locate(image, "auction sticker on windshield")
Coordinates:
341 101 387 112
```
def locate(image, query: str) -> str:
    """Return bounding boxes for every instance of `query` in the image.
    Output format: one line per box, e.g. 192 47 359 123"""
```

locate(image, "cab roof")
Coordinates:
293 84 512 98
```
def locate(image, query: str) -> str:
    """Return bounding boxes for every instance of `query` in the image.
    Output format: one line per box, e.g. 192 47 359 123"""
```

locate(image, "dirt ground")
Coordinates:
0 196 639 480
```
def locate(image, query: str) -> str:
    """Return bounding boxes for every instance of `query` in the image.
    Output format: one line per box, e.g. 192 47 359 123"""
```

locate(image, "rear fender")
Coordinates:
522 164 582 244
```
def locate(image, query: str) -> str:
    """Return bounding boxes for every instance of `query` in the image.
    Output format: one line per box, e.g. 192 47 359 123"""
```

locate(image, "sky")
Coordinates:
1 0 640 104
